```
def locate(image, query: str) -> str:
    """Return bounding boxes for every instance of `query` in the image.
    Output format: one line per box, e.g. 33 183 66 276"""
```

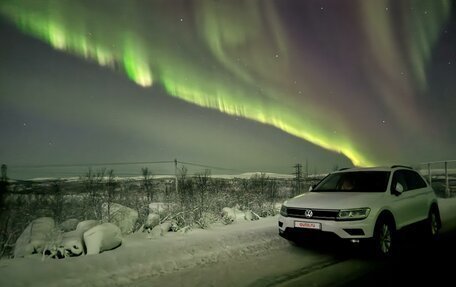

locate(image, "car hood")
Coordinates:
285 191 385 210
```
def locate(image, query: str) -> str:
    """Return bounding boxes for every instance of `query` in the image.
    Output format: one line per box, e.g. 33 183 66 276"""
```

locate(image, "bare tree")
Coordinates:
81 168 106 220
0 164 8 209
104 169 117 222
175 166 195 227
141 167 154 202
50 180 64 223
194 169 211 225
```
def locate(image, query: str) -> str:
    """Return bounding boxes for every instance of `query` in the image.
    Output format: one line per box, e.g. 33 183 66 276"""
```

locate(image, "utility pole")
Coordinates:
174 159 178 193
293 163 302 196
445 161 450 198
0 164 6 182
0 164 7 206
427 163 432 185
305 159 309 179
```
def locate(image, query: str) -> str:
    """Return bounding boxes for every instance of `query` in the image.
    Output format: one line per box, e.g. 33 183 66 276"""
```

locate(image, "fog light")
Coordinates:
350 239 360 244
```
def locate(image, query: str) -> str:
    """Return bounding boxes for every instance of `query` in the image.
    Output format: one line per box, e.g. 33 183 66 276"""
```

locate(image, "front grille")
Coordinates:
287 207 339 220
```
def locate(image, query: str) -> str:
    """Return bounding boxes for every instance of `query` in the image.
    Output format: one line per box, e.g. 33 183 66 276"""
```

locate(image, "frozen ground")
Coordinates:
1 197 456 287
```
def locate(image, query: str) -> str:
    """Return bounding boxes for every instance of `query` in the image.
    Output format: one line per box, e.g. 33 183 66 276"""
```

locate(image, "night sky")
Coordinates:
0 0 455 178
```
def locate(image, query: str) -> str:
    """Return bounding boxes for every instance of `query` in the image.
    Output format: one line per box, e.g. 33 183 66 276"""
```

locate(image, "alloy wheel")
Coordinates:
379 223 392 255
430 212 439 236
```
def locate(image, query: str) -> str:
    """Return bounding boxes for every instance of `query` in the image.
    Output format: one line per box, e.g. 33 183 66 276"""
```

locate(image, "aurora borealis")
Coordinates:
1 0 455 177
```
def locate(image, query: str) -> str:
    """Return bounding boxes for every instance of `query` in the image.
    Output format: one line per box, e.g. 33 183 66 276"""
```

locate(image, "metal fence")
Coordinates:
419 160 456 198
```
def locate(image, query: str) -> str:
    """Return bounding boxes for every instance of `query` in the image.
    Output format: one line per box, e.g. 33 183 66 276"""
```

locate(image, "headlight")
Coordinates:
280 205 288 217
337 208 370 220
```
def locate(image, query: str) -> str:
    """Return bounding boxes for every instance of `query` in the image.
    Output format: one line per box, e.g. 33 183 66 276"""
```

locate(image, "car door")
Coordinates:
389 170 416 228
403 170 429 222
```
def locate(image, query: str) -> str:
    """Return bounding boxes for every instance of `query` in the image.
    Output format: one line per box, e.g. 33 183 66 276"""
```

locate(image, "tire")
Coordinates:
427 208 440 241
374 217 395 258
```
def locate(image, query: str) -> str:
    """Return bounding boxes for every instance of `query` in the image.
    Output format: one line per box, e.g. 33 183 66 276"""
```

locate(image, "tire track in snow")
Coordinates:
247 258 345 287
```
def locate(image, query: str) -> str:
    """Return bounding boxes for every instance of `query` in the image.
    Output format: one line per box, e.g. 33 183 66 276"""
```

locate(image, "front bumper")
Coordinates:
278 214 375 240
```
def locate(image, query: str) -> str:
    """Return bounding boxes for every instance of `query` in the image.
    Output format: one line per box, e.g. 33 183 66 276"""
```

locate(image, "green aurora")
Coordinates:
0 0 452 167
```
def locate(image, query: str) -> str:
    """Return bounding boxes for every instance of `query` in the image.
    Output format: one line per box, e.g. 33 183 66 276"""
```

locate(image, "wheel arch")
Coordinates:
375 209 397 231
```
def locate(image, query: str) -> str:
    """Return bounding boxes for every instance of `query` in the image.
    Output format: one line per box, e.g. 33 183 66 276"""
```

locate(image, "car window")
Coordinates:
404 170 427 190
391 170 408 192
313 171 390 192
315 173 342 191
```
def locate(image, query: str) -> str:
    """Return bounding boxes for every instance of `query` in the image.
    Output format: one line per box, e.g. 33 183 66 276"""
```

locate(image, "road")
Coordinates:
270 226 456 287
132 227 455 287
337 230 456 287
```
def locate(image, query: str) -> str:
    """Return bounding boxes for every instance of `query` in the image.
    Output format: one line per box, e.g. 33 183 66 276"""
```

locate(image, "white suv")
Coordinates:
278 166 441 256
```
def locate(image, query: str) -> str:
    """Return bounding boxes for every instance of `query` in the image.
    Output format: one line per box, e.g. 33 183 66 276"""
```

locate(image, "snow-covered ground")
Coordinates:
0 217 289 287
23 172 295 182
1 198 456 287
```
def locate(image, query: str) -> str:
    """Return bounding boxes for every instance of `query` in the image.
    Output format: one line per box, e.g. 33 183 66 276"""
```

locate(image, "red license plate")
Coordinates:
294 221 321 230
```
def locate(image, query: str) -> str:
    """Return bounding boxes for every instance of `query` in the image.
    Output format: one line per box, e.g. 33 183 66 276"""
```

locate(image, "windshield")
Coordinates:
313 171 390 192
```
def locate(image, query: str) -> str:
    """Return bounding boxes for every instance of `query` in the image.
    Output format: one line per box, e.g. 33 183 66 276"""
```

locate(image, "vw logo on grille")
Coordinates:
304 209 313 218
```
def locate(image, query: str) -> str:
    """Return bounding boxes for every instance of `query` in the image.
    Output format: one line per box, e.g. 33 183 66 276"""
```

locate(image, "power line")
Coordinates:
5 159 304 176
9 160 174 169
177 160 243 172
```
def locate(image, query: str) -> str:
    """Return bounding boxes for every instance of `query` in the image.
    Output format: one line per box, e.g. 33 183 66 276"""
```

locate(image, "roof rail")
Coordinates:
390 165 413 169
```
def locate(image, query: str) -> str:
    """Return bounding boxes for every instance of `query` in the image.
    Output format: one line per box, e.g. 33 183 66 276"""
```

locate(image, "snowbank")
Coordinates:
2 198 455 287
0 217 286 287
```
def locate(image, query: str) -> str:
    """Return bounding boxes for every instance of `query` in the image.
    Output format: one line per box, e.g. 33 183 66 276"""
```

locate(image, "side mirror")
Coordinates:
394 182 404 195
309 185 315 192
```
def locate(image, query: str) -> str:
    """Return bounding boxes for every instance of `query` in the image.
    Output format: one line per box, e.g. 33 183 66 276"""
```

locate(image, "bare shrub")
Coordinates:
116 179 148 232
50 181 64 224
141 168 154 202
81 168 106 220
194 169 211 227
103 169 118 222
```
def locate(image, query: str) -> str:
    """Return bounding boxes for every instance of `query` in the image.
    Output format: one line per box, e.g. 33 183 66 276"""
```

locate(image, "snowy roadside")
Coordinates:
1 197 456 287
0 217 287 287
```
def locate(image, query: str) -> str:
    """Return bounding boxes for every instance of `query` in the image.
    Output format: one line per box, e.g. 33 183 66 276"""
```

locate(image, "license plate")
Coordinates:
294 221 321 230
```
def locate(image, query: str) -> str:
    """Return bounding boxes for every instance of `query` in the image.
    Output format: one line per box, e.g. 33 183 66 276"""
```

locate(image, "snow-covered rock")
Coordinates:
76 220 99 237
221 208 246 224
14 217 55 258
61 231 84 256
244 210 260 221
42 220 98 258
102 203 138 234
59 218 79 232
144 213 160 229
149 222 173 237
83 223 122 255
148 202 176 214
